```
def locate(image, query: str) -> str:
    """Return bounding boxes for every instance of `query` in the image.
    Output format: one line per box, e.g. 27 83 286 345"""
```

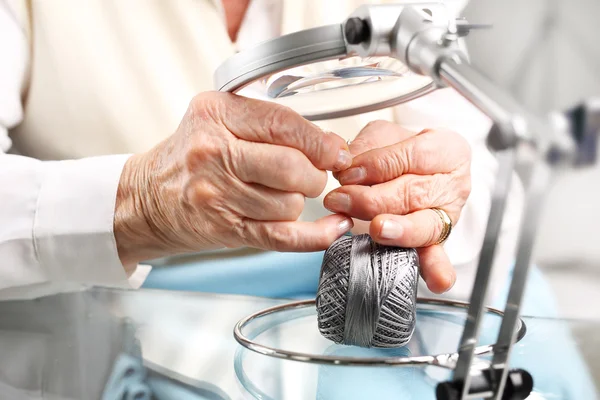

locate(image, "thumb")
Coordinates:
241 214 354 252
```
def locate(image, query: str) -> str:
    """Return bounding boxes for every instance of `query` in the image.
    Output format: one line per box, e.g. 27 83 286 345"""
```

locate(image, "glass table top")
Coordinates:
0 288 596 399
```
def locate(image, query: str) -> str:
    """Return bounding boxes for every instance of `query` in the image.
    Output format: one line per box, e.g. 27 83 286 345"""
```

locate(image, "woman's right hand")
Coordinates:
114 92 354 268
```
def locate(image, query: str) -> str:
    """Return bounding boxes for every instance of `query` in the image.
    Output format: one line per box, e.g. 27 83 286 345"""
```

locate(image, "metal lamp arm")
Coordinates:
342 4 580 399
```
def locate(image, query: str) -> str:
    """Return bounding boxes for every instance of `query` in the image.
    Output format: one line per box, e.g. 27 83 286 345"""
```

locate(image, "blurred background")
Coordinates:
463 0 600 381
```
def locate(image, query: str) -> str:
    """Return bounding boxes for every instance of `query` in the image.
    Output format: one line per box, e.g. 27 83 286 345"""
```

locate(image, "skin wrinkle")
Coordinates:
327 122 470 294
168 178 211 247
136 155 182 256
244 183 304 221
425 212 443 245
350 128 469 181
398 140 412 176
217 94 339 171
235 97 276 143
113 89 469 294
219 136 238 180
448 172 470 211
232 141 327 197
264 222 296 250
397 175 422 214
318 132 340 170
328 167 468 227
120 93 348 257
266 106 291 145
212 177 245 216
139 159 173 248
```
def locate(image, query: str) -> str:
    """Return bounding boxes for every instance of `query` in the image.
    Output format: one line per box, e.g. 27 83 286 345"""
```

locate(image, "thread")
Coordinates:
316 234 419 348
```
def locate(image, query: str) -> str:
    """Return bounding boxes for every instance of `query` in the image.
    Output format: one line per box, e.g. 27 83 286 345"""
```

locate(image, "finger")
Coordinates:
369 210 450 248
348 120 417 156
198 92 352 171
241 214 354 252
416 245 456 294
332 120 415 181
324 174 463 222
225 182 306 221
338 128 471 185
232 141 328 198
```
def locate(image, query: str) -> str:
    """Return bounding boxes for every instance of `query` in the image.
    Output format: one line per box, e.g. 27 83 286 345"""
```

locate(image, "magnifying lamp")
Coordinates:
214 3 453 121
215 3 598 400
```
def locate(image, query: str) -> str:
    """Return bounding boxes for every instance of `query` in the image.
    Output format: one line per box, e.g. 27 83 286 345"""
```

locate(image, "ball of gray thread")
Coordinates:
316 234 419 348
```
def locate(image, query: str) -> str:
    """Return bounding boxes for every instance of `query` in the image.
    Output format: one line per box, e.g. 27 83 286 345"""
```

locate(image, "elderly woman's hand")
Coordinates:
114 92 353 267
325 121 472 294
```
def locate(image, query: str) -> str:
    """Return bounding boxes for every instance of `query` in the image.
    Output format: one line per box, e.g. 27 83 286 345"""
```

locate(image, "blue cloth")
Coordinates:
103 354 230 400
145 377 228 400
102 354 150 400
143 251 325 298
145 251 597 399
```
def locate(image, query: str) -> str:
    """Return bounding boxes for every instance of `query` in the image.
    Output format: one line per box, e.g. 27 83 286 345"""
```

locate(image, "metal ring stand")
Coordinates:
234 298 526 369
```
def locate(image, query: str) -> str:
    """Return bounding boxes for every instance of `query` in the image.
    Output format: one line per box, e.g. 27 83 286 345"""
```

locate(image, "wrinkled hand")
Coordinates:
325 121 472 294
115 92 354 267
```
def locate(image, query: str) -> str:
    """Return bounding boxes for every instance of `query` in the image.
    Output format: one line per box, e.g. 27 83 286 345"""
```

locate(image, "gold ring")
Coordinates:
431 208 452 245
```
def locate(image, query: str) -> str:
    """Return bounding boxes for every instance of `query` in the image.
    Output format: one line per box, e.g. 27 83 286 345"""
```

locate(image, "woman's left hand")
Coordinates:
324 120 472 294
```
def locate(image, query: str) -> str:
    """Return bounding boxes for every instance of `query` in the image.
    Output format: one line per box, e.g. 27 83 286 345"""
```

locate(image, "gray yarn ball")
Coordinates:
316 234 419 348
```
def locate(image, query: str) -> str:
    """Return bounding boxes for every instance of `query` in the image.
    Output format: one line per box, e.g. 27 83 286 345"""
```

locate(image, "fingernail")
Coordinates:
380 220 403 240
337 218 353 234
334 149 353 171
445 271 457 292
324 193 351 213
339 167 366 185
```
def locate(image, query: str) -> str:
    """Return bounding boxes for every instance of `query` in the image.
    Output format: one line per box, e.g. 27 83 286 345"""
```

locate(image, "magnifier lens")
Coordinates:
264 56 408 97
216 19 437 121
238 56 433 120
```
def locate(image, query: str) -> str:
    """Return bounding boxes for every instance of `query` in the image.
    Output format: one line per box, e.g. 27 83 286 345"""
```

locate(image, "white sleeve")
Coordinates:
0 2 150 300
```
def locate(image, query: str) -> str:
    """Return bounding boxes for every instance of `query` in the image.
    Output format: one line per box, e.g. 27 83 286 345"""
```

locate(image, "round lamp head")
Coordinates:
214 15 440 121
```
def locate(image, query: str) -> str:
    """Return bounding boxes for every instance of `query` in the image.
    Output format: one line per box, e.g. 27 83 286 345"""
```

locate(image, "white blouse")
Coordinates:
0 0 523 301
